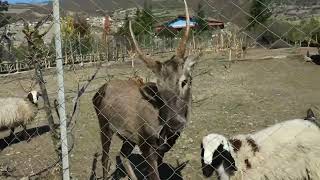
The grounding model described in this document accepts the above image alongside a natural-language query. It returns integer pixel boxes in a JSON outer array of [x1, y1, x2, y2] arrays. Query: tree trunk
[[34, 63, 60, 156]]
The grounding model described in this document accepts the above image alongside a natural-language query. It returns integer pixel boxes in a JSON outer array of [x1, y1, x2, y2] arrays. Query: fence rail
[[0, 32, 247, 74]]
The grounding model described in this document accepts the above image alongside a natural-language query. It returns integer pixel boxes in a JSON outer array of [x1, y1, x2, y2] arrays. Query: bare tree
[[18, 13, 101, 179]]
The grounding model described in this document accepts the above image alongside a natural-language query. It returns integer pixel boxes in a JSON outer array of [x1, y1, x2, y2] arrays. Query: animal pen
[[0, 0, 320, 180]]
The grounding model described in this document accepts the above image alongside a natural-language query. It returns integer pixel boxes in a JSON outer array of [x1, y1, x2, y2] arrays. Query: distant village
[[3, 6, 227, 42], [0, 6, 227, 63]]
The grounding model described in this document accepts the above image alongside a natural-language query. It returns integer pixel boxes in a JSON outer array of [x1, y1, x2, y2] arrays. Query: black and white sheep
[[0, 90, 41, 140], [304, 50, 320, 65], [201, 109, 320, 180]]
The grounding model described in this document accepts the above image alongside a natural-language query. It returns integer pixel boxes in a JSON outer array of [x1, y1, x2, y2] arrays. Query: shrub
[[60, 15, 94, 56], [247, 0, 272, 29]]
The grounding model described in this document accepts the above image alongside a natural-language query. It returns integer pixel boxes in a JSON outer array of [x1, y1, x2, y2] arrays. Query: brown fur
[[93, 1, 199, 179], [93, 79, 162, 180], [229, 138, 242, 152], [246, 137, 260, 153], [245, 159, 252, 169], [128, 76, 144, 87], [139, 82, 164, 109], [93, 79, 161, 143]]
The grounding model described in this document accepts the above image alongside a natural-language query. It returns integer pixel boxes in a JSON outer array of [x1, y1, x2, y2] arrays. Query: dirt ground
[[0, 47, 319, 179]]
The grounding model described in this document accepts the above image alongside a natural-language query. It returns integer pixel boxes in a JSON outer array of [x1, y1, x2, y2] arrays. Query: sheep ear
[[27, 92, 33, 102], [222, 150, 237, 173], [305, 108, 316, 121]]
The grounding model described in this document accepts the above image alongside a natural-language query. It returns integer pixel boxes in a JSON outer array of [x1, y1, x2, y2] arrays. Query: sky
[[7, 0, 49, 4]]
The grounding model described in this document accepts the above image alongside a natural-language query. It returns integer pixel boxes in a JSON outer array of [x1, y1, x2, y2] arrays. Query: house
[[155, 15, 224, 32], [155, 16, 197, 33], [206, 18, 224, 29]]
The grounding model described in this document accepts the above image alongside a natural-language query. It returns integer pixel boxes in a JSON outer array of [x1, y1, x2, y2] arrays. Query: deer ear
[[152, 61, 163, 74], [139, 82, 164, 108], [183, 54, 201, 74], [305, 108, 316, 121]]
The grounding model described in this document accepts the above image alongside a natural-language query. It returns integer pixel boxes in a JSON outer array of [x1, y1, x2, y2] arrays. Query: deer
[[92, 0, 201, 179]]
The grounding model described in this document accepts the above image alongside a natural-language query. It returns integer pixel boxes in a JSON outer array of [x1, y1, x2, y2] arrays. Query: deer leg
[[119, 140, 137, 180], [157, 129, 181, 164], [140, 136, 160, 180], [98, 118, 114, 180], [156, 127, 167, 164]]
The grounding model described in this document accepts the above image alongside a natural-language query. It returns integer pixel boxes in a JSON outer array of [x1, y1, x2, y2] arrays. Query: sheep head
[[201, 134, 237, 179], [19, 79, 41, 105], [27, 90, 42, 105]]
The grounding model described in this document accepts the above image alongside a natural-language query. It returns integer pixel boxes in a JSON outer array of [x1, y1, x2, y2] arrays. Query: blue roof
[[165, 17, 197, 28], [8, 0, 49, 4], [168, 19, 197, 28]]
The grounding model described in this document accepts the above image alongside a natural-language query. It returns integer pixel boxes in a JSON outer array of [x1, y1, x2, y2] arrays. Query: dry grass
[[0, 47, 319, 179]]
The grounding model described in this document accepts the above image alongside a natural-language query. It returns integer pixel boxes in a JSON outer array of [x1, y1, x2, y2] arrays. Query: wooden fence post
[[16, 61, 19, 72]]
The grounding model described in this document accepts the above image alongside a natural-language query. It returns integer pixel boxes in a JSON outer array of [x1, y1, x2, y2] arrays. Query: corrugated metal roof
[[206, 17, 224, 23], [155, 16, 224, 30], [168, 19, 197, 28]]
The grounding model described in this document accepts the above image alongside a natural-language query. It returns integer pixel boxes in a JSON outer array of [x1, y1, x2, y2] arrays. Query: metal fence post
[[53, 0, 70, 179]]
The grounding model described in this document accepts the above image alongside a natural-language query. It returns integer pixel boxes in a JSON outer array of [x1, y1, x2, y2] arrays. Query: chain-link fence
[[0, 0, 320, 179]]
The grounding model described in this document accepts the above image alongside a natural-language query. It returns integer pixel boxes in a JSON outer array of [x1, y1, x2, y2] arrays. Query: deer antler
[[129, 20, 158, 71], [127, 49, 136, 59], [29, 79, 37, 90], [176, 0, 190, 60], [18, 79, 37, 93], [127, 49, 136, 68], [19, 80, 30, 93]]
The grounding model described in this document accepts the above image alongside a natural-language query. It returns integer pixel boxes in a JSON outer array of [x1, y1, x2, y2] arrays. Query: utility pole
[[53, 0, 70, 179]]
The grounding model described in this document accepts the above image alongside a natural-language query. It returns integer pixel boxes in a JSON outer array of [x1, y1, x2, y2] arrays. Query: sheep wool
[[0, 97, 38, 129], [202, 119, 320, 180]]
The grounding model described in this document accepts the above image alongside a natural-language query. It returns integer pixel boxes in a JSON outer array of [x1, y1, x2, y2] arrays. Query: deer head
[[129, 0, 201, 132]]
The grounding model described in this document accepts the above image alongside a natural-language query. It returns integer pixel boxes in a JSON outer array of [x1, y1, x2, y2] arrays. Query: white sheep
[[201, 109, 320, 180], [0, 90, 41, 140]]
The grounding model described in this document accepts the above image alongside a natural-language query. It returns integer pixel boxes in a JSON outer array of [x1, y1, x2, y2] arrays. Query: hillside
[[5, 0, 251, 25], [4, 0, 320, 32]]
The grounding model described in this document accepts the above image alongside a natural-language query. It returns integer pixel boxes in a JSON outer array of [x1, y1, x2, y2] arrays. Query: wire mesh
[[0, 0, 320, 179]]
